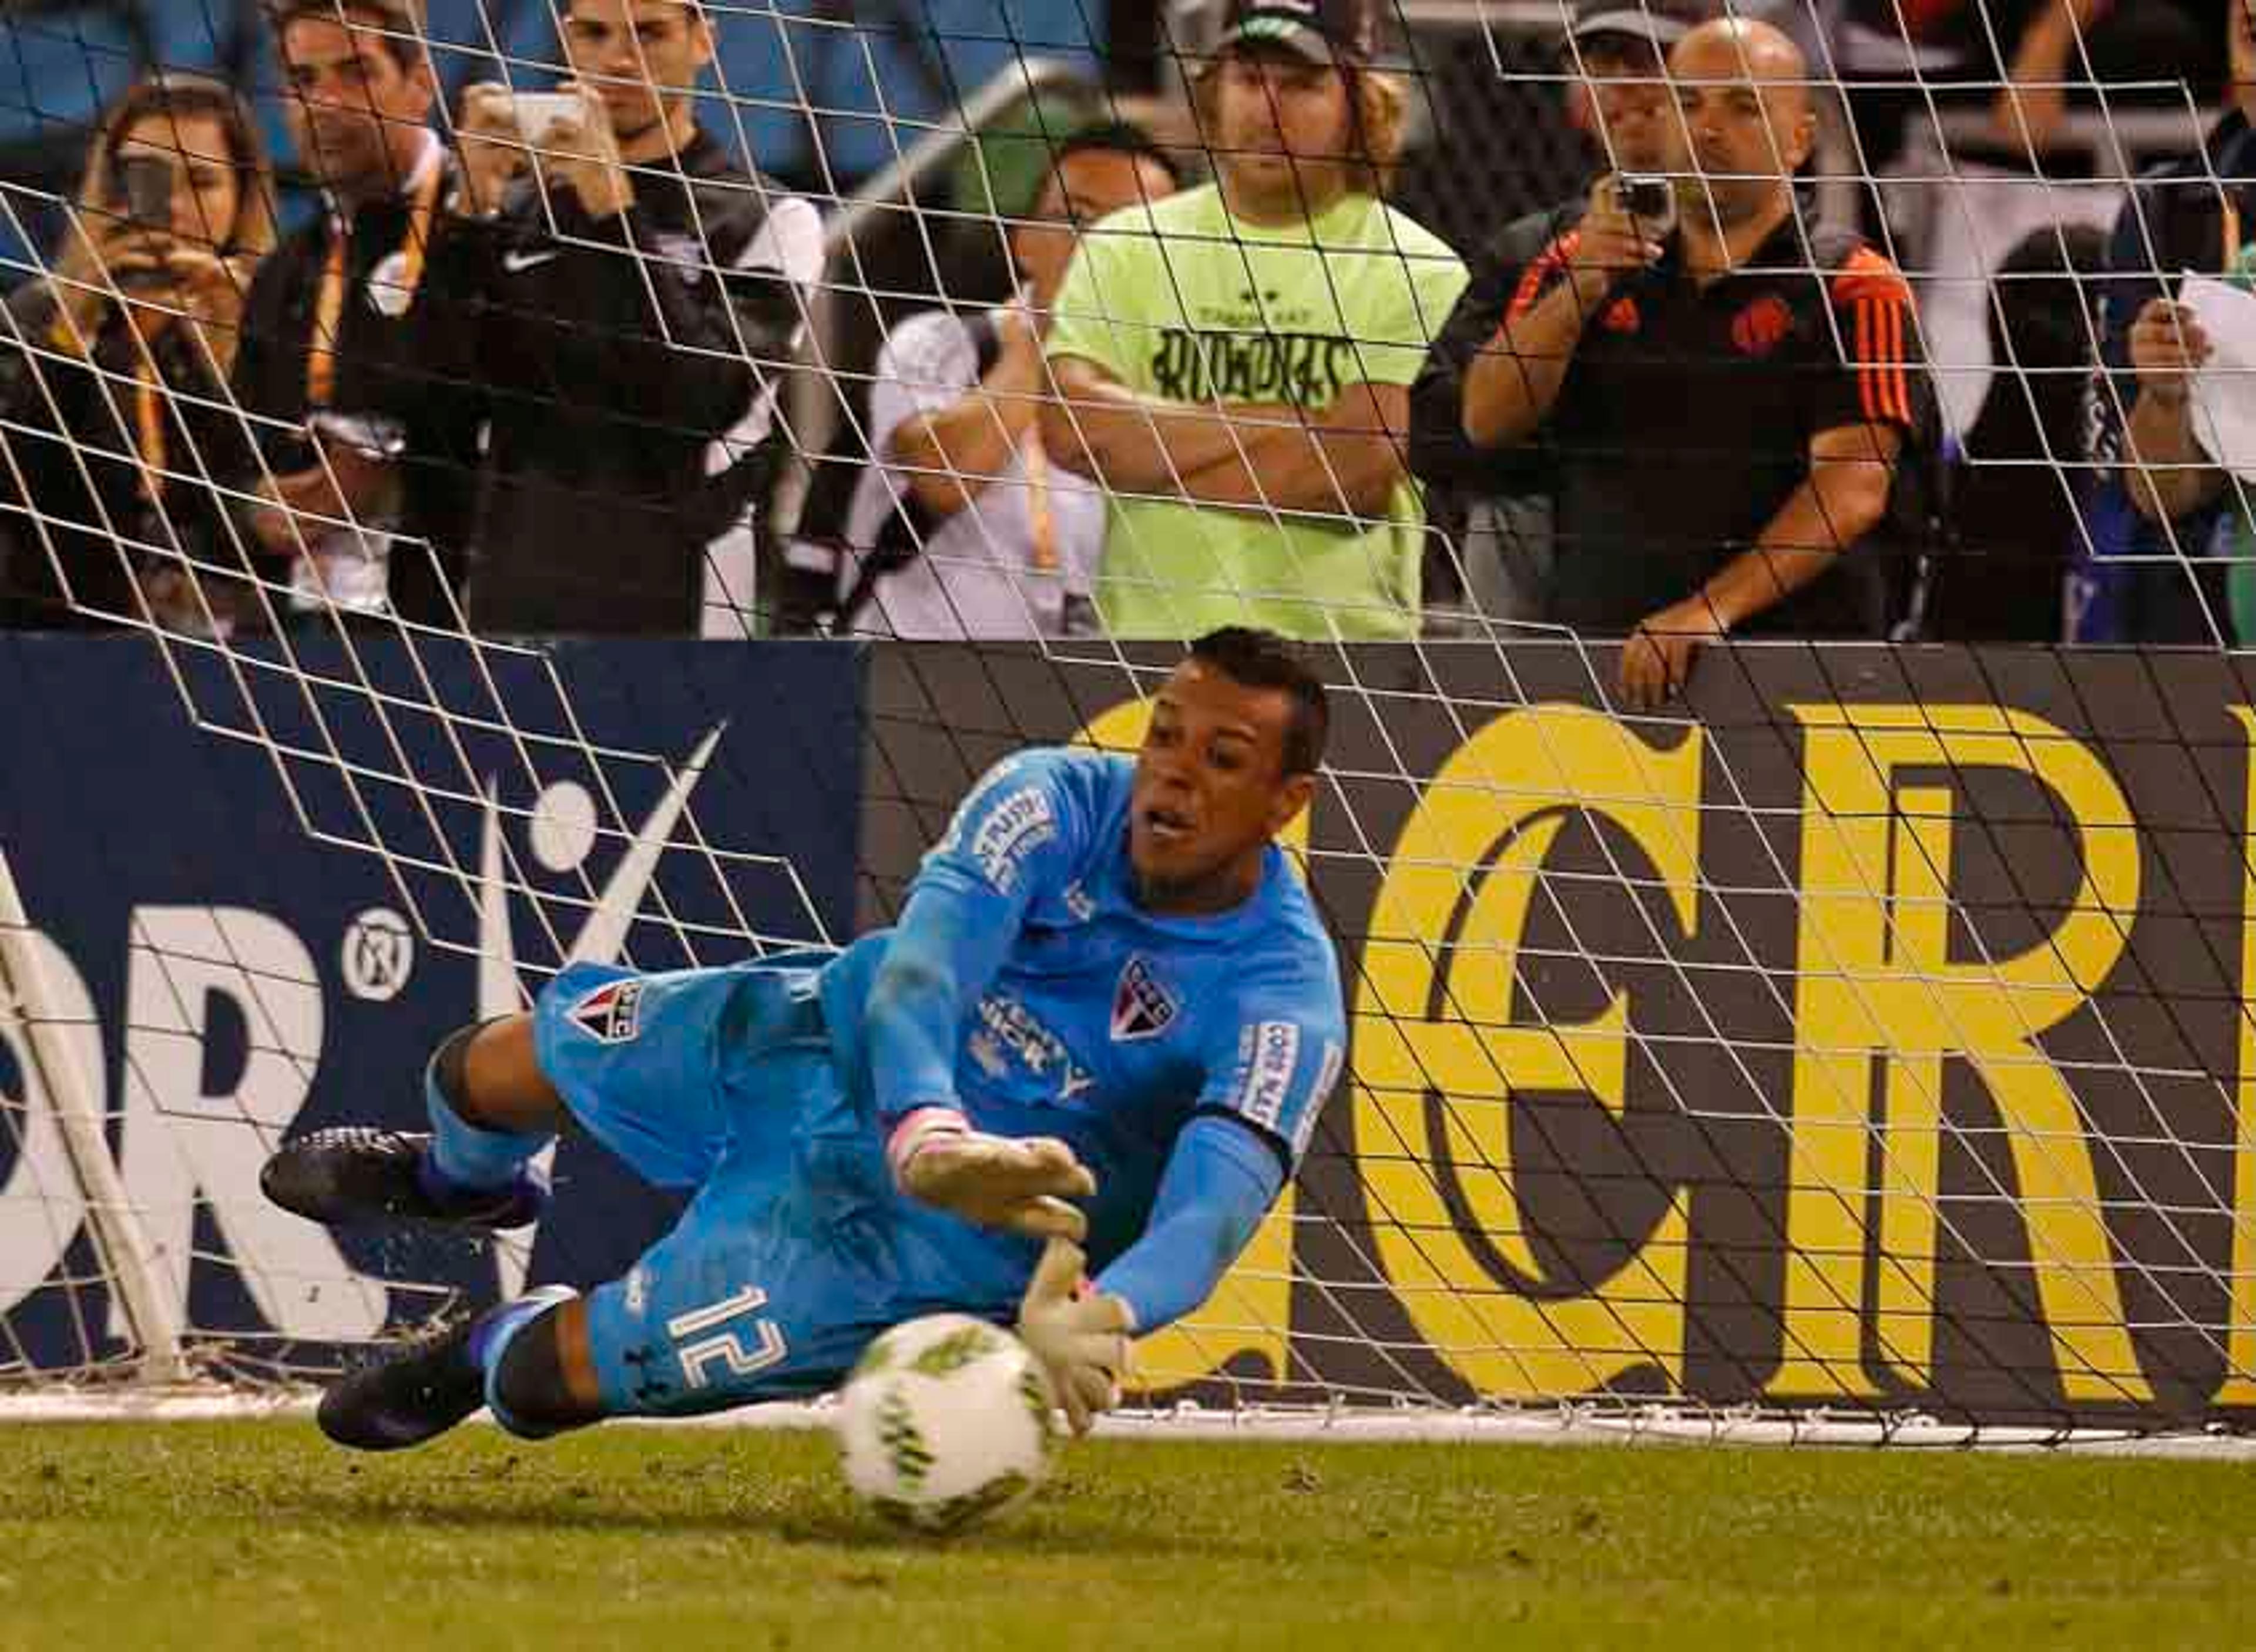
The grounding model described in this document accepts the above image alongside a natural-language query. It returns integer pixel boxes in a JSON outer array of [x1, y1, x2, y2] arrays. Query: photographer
[[405, 0, 821, 634], [0, 73, 276, 630], [1409, 5, 1688, 622], [1455, 18, 1931, 708]]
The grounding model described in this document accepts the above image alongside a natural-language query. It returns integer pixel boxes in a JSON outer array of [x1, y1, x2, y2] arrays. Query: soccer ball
[[835, 1313, 1059, 1534]]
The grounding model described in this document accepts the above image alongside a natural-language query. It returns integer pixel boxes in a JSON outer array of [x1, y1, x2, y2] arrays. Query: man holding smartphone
[[1445, 17, 1931, 708], [401, 0, 822, 634]]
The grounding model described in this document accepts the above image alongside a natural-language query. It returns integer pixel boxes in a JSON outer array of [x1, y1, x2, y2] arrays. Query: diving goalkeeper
[[263, 627, 1345, 1447]]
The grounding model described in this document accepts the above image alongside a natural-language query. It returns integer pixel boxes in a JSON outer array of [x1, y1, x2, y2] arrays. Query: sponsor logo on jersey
[[1234, 1020, 1301, 1134], [1731, 294, 1795, 357], [568, 978, 644, 1044], [1110, 955, 1179, 1042], [968, 785, 1056, 894], [1296, 1037, 1345, 1159], [975, 992, 1094, 1102]]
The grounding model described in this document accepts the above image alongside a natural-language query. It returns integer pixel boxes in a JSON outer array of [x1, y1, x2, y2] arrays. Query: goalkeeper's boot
[[318, 1312, 487, 1452], [319, 1287, 577, 1452], [261, 1128, 547, 1231]]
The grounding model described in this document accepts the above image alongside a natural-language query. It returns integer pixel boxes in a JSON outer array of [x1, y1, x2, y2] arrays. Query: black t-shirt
[[1499, 213, 1929, 638]]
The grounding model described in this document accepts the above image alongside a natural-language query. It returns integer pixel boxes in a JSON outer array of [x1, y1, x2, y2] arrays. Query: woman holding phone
[[0, 72, 277, 630]]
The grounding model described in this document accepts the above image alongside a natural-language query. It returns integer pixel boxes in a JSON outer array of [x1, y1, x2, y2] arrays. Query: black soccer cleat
[[318, 1314, 486, 1452], [261, 1128, 548, 1231]]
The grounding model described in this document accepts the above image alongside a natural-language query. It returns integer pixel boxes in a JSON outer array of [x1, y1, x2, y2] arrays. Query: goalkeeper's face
[[1129, 662, 1315, 911]]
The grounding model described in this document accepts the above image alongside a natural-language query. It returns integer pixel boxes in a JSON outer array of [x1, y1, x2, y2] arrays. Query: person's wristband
[[885, 1105, 966, 1190]]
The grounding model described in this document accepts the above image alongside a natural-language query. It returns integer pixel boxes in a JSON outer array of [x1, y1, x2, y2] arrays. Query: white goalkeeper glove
[[888, 1107, 1096, 1243], [1017, 1238, 1133, 1436]]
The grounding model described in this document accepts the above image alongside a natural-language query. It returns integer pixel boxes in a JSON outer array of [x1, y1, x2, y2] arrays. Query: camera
[[503, 90, 592, 152], [1617, 174, 1677, 236]]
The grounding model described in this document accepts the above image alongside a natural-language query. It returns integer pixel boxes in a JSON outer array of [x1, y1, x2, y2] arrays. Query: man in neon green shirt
[[1039, 0, 1469, 642]]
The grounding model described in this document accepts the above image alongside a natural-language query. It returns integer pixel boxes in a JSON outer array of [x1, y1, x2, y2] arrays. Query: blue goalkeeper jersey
[[818, 747, 1346, 1278]]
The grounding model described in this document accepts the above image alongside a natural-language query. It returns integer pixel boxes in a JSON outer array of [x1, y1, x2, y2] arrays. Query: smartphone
[[116, 152, 176, 230], [1617, 174, 1677, 236], [505, 90, 589, 152], [109, 153, 177, 291]]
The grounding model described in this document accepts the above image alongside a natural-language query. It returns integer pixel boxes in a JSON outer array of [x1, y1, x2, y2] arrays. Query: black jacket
[[401, 126, 806, 634], [229, 149, 478, 626], [0, 280, 260, 629]]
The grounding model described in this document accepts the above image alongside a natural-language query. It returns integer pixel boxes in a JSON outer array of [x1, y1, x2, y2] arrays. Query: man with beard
[[231, 0, 468, 626], [1453, 17, 1932, 708], [1039, 0, 1468, 642]]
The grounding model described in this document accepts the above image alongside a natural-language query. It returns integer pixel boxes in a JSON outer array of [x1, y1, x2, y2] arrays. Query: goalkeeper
[[264, 626, 1345, 1446]]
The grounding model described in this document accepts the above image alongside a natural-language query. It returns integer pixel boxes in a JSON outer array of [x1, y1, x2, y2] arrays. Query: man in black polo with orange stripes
[[1443, 16, 1929, 708]]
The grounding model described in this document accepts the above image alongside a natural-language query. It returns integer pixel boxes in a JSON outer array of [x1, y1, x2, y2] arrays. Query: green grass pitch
[[6, 1420, 2252, 1649]]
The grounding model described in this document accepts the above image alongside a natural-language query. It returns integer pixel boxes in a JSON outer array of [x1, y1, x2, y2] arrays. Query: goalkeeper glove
[[888, 1107, 1096, 1242], [1018, 1238, 1133, 1436]]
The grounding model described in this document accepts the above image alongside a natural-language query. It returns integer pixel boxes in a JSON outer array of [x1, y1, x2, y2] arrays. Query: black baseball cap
[[1218, 0, 1384, 66], [1566, 4, 1694, 53]]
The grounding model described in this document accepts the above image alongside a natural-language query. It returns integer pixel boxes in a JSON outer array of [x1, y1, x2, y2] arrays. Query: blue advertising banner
[[0, 635, 863, 1378]]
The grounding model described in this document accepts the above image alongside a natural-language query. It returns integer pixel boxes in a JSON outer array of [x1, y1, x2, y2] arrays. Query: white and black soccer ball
[[835, 1314, 1059, 1534]]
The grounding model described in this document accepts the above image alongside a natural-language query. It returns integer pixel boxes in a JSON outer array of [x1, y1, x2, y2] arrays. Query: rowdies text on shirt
[[1148, 326, 1361, 407]]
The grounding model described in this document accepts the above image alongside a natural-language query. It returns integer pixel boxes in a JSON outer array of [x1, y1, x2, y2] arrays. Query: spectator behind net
[[1455, 16, 1933, 709], [2074, 0, 2256, 643], [231, 0, 470, 627], [838, 124, 1182, 638], [1926, 226, 2106, 643], [1039, 0, 1470, 641], [0, 73, 275, 631], [1409, 3, 1691, 623], [404, 0, 822, 635]]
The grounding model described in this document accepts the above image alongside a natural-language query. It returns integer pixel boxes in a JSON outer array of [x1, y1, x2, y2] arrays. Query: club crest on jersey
[[569, 978, 644, 1044], [1111, 956, 1179, 1042]]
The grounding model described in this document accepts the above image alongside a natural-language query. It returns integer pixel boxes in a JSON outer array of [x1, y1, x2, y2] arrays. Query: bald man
[[1456, 17, 1932, 709]]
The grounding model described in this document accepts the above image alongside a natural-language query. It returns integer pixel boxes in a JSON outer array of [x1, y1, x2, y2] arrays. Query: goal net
[[1, 0, 2252, 1442]]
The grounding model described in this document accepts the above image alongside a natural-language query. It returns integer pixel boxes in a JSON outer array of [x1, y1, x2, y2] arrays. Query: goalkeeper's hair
[[1190, 627, 1330, 777]]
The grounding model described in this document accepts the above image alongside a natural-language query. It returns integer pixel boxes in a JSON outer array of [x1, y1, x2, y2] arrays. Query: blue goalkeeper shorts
[[532, 956, 1028, 1418]]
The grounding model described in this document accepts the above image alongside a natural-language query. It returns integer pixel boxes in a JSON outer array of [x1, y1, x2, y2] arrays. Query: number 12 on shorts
[[667, 1285, 788, 1389]]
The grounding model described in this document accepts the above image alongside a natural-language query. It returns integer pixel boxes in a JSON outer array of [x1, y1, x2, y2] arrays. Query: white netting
[[0, 0, 2251, 1443]]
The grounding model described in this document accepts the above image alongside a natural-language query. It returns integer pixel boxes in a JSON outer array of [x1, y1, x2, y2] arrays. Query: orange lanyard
[[307, 157, 442, 408], [1022, 428, 1056, 573], [45, 314, 174, 503], [135, 362, 166, 500], [2227, 198, 2244, 271]]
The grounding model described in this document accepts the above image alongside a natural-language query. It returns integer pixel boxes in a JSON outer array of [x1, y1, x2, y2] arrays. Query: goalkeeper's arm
[[1016, 1115, 1283, 1433], [1095, 1113, 1282, 1334], [865, 761, 1097, 1240]]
